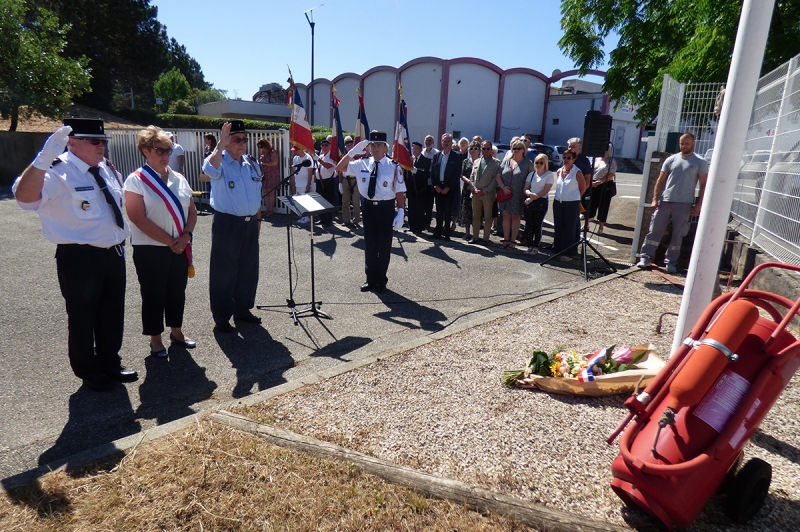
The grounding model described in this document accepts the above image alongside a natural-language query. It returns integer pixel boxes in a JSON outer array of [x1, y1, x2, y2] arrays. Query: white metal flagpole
[[670, 0, 776, 356]]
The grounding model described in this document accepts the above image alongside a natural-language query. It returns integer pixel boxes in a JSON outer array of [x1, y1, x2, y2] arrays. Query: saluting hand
[[33, 125, 72, 170], [218, 122, 233, 151]]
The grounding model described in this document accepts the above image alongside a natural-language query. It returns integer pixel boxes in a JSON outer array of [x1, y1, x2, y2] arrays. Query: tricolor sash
[[135, 165, 195, 278], [578, 348, 608, 382]]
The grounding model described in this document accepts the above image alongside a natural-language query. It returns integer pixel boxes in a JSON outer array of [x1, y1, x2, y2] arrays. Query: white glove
[[347, 139, 370, 159], [339, 182, 343, 194], [392, 208, 405, 231], [412, 167, 418, 174], [33, 125, 72, 170]]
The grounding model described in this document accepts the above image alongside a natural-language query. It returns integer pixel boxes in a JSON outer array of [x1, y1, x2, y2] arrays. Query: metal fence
[[653, 75, 723, 157], [106, 128, 292, 213], [730, 56, 800, 265]]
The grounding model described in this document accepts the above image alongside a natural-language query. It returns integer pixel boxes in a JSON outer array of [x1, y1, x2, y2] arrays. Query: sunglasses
[[469, 146, 480, 151], [563, 157, 574, 161], [481, 147, 493, 151], [153, 147, 174, 156], [512, 147, 524, 151], [230, 136, 248, 144], [76, 137, 108, 146], [535, 161, 545, 165]]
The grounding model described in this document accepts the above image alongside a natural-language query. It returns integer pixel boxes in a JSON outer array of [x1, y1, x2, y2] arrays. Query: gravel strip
[[237, 270, 800, 531]]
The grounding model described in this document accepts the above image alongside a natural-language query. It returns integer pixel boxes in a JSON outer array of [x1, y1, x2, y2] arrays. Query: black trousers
[[407, 186, 431, 233], [361, 199, 395, 288], [55, 243, 126, 378], [433, 190, 454, 237], [522, 198, 549, 247], [552, 199, 581, 254], [588, 181, 614, 223], [132, 245, 188, 336], [210, 212, 260, 324], [317, 178, 336, 225], [423, 187, 435, 230]]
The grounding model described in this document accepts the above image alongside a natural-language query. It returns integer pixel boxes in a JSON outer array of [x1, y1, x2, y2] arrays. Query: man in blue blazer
[[430, 133, 463, 241]]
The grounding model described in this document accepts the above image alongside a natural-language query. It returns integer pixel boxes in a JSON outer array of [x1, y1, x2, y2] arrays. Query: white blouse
[[554, 165, 582, 202], [124, 166, 193, 246]]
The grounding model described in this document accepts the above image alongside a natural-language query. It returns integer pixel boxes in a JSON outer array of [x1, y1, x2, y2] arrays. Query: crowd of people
[[13, 117, 624, 392]]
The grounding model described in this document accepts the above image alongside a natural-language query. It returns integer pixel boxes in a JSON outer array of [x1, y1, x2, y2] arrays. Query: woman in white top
[[124, 126, 198, 358], [522, 153, 554, 255], [552, 148, 588, 261]]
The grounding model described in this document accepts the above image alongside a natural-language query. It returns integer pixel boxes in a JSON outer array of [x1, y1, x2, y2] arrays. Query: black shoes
[[169, 334, 197, 349], [233, 311, 262, 324], [468, 238, 483, 244], [82, 373, 114, 392], [360, 282, 372, 292], [214, 321, 234, 333], [149, 343, 168, 358], [360, 282, 387, 293]]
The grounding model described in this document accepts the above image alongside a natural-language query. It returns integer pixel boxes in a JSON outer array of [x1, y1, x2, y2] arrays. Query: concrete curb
[[1, 266, 639, 493]]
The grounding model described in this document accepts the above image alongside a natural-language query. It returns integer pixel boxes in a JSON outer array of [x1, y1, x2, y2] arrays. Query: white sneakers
[[297, 216, 310, 224], [636, 256, 652, 268]]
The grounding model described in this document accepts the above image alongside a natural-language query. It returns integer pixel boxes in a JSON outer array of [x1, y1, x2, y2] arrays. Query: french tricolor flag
[[289, 82, 315, 155], [331, 93, 345, 162], [392, 98, 413, 171]]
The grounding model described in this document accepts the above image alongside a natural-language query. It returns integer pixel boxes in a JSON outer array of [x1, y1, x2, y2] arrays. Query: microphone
[[293, 159, 312, 169]]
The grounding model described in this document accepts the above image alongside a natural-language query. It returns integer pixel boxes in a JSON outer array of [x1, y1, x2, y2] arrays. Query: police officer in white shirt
[[336, 131, 406, 293], [12, 118, 138, 392], [316, 138, 337, 227]]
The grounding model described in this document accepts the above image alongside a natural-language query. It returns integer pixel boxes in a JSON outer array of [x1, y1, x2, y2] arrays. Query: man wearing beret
[[336, 131, 406, 293], [13, 118, 138, 391], [202, 120, 263, 332]]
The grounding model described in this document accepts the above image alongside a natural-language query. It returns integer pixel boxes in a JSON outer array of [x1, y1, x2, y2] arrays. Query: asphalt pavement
[[0, 173, 642, 487]]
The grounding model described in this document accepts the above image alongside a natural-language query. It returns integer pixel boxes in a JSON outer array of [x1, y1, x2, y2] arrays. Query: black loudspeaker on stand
[[541, 110, 617, 281]]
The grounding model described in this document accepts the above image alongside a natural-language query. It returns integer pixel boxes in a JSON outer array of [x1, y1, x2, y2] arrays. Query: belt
[[216, 211, 258, 221], [60, 241, 126, 256], [366, 199, 394, 206]]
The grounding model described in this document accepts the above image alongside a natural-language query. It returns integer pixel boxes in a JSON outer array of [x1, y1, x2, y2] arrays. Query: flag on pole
[[354, 87, 370, 144], [392, 86, 413, 171], [330, 86, 345, 162], [287, 68, 315, 155]]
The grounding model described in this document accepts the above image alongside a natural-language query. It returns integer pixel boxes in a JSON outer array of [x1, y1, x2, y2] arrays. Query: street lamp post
[[304, 5, 323, 127]]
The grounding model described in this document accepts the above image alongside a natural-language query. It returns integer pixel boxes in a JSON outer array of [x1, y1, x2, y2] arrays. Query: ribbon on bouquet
[[134, 165, 195, 278], [578, 348, 609, 382]]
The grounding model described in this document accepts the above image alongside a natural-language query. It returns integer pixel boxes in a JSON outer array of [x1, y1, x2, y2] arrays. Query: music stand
[[277, 192, 337, 324], [542, 111, 617, 281]]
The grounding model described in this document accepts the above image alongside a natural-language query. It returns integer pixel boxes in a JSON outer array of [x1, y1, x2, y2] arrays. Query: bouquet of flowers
[[502, 344, 662, 396]]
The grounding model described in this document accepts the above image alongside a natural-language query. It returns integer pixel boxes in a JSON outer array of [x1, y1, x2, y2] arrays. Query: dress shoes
[[169, 334, 197, 349], [233, 311, 262, 324], [82, 373, 114, 392], [360, 282, 373, 292], [103, 367, 139, 383], [468, 237, 483, 245], [374, 285, 387, 294], [149, 343, 168, 358], [214, 321, 234, 333]]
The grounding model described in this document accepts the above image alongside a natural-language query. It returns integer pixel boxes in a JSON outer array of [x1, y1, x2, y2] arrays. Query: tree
[[154, 67, 190, 110], [559, 0, 800, 124], [0, 0, 91, 131]]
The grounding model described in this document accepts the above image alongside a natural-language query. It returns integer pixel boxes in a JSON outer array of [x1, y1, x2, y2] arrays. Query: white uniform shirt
[[293, 152, 315, 193], [13, 151, 130, 247], [168, 143, 185, 172], [347, 156, 406, 201], [318, 152, 336, 180], [123, 166, 194, 246]]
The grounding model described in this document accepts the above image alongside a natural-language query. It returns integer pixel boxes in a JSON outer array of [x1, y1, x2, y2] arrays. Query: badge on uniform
[[228, 181, 235, 189], [81, 200, 91, 211], [362, 178, 366, 182], [383, 181, 388, 187]]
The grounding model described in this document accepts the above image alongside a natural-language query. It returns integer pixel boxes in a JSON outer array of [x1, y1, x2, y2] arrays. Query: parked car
[[530, 143, 560, 171], [546, 144, 564, 169]]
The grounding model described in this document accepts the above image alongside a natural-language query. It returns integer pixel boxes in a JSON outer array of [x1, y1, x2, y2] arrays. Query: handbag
[[497, 160, 514, 203], [608, 179, 618, 197]]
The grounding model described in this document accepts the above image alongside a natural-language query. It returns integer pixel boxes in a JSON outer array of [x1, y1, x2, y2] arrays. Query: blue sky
[[150, 0, 617, 99]]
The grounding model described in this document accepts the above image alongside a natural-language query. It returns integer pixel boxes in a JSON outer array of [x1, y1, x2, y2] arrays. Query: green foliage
[[155, 114, 292, 131], [559, 0, 800, 124], [154, 67, 190, 109], [167, 99, 196, 115], [0, 0, 91, 131], [193, 88, 227, 106]]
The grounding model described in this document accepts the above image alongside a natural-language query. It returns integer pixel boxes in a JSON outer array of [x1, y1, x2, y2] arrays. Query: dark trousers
[[132, 245, 188, 336], [552, 200, 581, 254], [361, 199, 395, 288], [433, 190, 454, 238], [522, 198, 549, 248], [317, 178, 336, 225], [423, 188, 435, 230], [55, 243, 126, 378], [588, 181, 614, 223], [210, 212, 260, 324], [407, 186, 431, 233]]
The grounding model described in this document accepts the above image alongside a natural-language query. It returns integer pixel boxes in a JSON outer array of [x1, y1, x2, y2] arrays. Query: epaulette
[[51, 158, 63, 167]]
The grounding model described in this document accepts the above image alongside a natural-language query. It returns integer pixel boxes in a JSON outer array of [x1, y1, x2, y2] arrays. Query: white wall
[[445, 63, 499, 142], [363, 70, 398, 138], [543, 94, 604, 147], [333, 75, 362, 134], [307, 79, 331, 127], [400, 61, 443, 144], [499, 73, 548, 143]]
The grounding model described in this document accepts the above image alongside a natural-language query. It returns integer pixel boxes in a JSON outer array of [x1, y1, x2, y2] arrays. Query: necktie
[[89, 167, 124, 228], [368, 161, 378, 198]]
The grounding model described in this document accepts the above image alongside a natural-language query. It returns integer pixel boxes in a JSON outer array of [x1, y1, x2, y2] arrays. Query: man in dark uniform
[[202, 120, 263, 332], [405, 141, 431, 234], [13, 118, 138, 391], [336, 131, 406, 293], [430, 133, 463, 241]]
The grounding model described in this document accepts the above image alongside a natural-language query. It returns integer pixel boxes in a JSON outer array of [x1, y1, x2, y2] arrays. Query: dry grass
[[1, 105, 142, 132], [0, 420, 532, 532]]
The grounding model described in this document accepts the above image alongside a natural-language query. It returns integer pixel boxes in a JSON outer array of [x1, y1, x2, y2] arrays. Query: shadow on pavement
[[373, 290, 447, 332]]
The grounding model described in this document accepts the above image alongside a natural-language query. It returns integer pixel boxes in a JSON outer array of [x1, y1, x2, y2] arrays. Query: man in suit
[[469, 140, 502, 244], [430, 133, 462, 241], [406, 141, 432, 234]]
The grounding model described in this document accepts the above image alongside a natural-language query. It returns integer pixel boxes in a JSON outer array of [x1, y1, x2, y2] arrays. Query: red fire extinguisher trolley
[[607, 262, 800, 529]]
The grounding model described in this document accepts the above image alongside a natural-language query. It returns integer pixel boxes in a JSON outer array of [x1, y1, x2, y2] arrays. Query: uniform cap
[[63, 118, 106, 138], [369, 130, 388, 145]]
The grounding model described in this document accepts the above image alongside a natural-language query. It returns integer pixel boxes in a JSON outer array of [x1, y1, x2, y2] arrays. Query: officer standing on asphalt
[[12, 118, 138, 392], [336, 131, 406, 293], [202, 120, 263, 332]]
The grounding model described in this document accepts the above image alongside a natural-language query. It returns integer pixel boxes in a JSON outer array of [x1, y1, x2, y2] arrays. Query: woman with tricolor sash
[[124, 126, 198, 358]]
